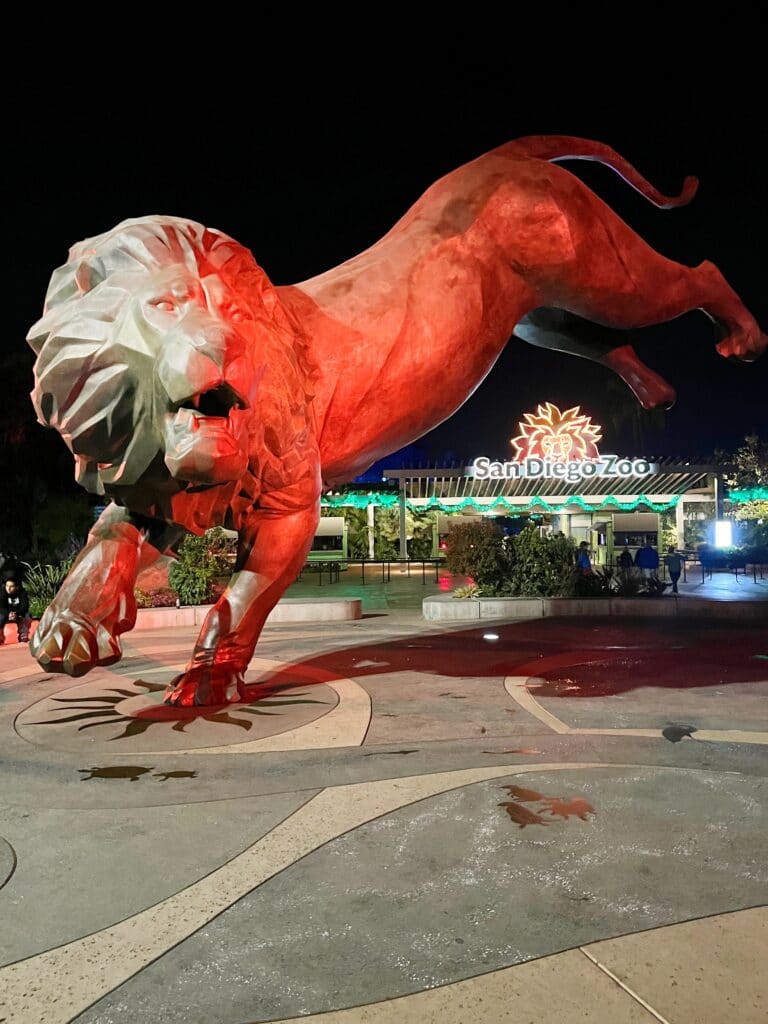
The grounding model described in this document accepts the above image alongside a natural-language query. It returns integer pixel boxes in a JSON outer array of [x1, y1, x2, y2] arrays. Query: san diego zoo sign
[[471, 402, 657, 483]]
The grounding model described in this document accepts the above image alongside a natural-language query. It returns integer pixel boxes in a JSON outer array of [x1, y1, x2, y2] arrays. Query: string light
[[728, 488, 768, 502], [320, 492, 681, 513]]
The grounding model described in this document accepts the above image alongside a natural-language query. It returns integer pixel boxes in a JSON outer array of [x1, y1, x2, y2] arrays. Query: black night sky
[[4, 70, 766, 510]]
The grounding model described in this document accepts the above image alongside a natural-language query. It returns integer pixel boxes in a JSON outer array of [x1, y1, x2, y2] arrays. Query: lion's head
[[28, 216, 316, 501]]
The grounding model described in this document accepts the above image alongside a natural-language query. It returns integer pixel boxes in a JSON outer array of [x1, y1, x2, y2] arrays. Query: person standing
[[664, 546, 684, 594], [0, 578, 32, 644], [634, 540, 659, 582], [576, 541, 592, 574], [617, 546, 633, 577]]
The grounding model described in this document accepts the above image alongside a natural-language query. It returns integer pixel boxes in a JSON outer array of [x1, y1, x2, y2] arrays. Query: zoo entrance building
[[313, 402, 720, 566]]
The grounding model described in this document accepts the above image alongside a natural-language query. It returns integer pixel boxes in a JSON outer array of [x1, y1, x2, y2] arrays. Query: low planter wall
[[134, 597, 362, 631], [423, 595, 768, 622]]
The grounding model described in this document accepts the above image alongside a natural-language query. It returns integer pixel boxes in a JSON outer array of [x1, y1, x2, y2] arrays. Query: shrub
[[204, 527, 237, 572], [133, 588, 181, 610], [337, 507, 368, 559], [166, 529, 236, 606], [611, 570, 643, 597], [28, 596, 49, 620], [660, 509, 678, 551], [505, 527, 577, 598], [576, 566, 656, 598], [169, 534, 219, 605], [373, 508, 402, 560], [639, 576, 669, 596], [742, 544, 768, 565], [445, 521, 509, 591], [453, 583, 482, 599], [21, 558, 74, 618], [446, 522, 578, 597], [574, 567, 612, 597]]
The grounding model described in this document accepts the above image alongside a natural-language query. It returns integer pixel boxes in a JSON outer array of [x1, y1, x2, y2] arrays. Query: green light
[[320, 492, 681, 513], [728, 488, 768, 502], [322, 493, 400, 509]]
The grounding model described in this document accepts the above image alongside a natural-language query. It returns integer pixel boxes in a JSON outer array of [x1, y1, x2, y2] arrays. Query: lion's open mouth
[[175, 383, 249, 419], [163, 384, 250, 485]]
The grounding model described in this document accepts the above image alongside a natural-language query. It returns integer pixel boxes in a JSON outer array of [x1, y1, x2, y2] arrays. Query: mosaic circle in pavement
[[0, 837, 16, 890], [15, 672, 338, 752]]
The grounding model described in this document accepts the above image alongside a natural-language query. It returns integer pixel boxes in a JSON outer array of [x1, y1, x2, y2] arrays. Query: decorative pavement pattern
[[0, 612, 766, 1023]]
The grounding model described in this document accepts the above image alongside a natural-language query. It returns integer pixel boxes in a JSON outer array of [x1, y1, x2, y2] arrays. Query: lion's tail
[[503, 135, 698, 210]]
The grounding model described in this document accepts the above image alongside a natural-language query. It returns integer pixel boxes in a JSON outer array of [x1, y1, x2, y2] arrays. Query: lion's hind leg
[[487, 165, 766, 369], [514, 308, 677, 410], [525, 191, 766, 366]]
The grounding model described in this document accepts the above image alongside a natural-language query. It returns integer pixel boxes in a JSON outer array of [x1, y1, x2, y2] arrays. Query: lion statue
[[27, 135, 766, 705]]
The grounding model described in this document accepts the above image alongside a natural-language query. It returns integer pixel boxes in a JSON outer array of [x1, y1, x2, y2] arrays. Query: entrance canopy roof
[[383, 458, 715, 502]]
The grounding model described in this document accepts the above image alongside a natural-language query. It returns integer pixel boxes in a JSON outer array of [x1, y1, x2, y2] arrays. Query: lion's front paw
[[30, 609, 123, 676], [164, 664, 247, 706]]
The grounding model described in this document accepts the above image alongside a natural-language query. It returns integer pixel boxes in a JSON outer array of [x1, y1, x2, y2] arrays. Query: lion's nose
[[158, 349, 224, 406]]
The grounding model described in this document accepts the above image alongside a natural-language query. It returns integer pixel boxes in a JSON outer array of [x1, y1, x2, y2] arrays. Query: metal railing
[[298, 556, 767, 588], [593, 559, 689, 583], [698, 559, 768, 584], [297, 556, 444, 586]]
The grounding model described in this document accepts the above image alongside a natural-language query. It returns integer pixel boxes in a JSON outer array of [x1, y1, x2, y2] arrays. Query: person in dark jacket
[[634, 540, 659, 581], [617, 547, 633, 576], [0, 578, 31, 643], [664, 546, 684, 594], [576, 541, 593, 574]]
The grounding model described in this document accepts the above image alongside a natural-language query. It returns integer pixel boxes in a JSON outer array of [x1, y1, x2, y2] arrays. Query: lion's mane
[[28, 217, 317, 499]]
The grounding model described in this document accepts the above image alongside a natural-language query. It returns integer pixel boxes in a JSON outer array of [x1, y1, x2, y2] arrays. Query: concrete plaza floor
[[0, 570, 766, 1023]]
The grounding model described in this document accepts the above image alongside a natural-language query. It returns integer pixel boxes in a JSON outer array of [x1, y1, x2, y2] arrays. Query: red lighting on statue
[[26, 134, 768, 706]]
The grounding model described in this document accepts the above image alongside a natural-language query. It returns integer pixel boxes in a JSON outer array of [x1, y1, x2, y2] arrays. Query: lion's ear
[[74, 256, 106, 295], [27, 255, 107, 355]]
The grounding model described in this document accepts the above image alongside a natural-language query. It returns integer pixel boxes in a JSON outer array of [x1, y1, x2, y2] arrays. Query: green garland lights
[[322, 492, 399, 509], [321, 492, 681, 513], [728, 487, 768, 503]]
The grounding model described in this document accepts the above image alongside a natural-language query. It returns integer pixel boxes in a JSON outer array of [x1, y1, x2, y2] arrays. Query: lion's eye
[[153, 299, 178, 313]]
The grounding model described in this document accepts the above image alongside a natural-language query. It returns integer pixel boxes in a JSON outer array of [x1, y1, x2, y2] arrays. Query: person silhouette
[[577, 541, 592, 574], [664, 545, 684, 594], [617, 546, 633, 576]]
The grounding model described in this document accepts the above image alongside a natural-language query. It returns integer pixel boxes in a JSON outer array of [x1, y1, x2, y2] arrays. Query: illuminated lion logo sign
[[28, 135, 766, 705], [511, 403, 602, 463]]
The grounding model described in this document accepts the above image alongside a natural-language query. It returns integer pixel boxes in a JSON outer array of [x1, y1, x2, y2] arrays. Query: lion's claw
[[30, 611, 122, 676], [164, 665, 247, 706]]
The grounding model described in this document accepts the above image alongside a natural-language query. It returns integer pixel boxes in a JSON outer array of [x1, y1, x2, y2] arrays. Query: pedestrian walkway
[[2, 609, 767, 1023], [675, 566, 768, 601]]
